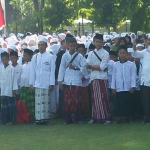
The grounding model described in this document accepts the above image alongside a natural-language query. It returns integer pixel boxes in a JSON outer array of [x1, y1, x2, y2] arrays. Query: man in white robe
[[29, 38, 55, 124]]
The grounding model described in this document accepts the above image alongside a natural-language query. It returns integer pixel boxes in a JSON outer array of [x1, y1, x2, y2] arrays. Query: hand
[[104, 67, 108, 72], [58, 82, 63, 90], [82, 77, 86, 82], [49, 85, 54, 92], [29, 85, 34, 90], [86, 64, 91, 69], [12, 90, 16, 96], [67, 63, 75, 69], [130, 88, 135, 94], [112, 89, 116, 94]]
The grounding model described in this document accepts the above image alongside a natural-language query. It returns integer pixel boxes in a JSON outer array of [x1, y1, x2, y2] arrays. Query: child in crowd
[[10, 51, 22, 100], [58, 38, 85, 124], [111, 45, 136, 123], [0, 52, 18, 125], [20, 49, 35, 122], [77, 44, 90, 118]]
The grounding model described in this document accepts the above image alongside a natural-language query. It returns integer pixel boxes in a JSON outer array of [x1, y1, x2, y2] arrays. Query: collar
[[119, 60, 128, 64]]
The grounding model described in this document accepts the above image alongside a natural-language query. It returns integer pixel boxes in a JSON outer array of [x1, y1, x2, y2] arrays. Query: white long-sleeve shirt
[[20, 62, 31, 87], [108, 60, 115, 88], [132, 47, 150, 87], [81, 57, 90, 87], [58, 52, 85, 86], [29, 51, 55, 89], [13, 64, 22, 87], [111, 61, 136, 92], [0, 65, 18, 97], [86, 48, 109, 82]]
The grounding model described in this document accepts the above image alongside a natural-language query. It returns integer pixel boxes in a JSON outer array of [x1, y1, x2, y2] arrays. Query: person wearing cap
[[58, 33, 66, 43], [84, 30, 88, 37], [86, 34, 111, 124], [111, 34, 120, 51], [50, 38, 58, 46], [29, 37, 55, 125], [132, 38, 150, 123], [136, 43, 145, 51]]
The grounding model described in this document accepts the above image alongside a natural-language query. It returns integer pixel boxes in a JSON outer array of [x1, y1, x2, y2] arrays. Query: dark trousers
[[116, 91, 131, 118], [141, 85, 150, 119], [130, 90, 143, 119], [1, 96, 16, 124]]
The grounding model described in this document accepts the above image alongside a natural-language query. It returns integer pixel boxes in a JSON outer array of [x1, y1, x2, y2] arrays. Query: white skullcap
[[28, 38, 36, 46], [147, 34, 150, 39], [84, 30, 88, 32], [50, 44, 60, 55], [104, 43, 111, 47], [58, 33, 66, 40], [29, 46, 38, 52], [127, 48, 134, 53], [9, 33, 16, 37], [39, 37, 48, 43], [8, 45, 16, 51], [21, 45, 28, 49], [113, 34, 121, 39], [66, 31, 71, 34], [50, 38, 58, 44], [136, 44, 144, 48]]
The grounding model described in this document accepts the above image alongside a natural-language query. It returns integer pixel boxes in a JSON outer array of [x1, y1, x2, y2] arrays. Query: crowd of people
[[0, 29, 150, 125]]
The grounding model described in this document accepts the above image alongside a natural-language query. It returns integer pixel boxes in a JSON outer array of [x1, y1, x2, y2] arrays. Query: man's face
[[38, 41, 47, 53], [114, 38, 119, 45], [94, 39, 103, 49], [68, 42, 77, 52]]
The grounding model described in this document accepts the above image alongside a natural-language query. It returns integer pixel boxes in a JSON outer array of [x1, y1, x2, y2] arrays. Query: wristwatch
[[74, 67, 77, 70]]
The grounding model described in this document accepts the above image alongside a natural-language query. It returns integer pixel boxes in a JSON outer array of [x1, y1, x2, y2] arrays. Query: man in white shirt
[[86, 34, 111, 124], [132, 38, 150, 123], [29, 38, 55, 124]]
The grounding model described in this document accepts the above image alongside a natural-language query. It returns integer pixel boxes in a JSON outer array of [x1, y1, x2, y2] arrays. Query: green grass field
[[0, 119, 150, 150]]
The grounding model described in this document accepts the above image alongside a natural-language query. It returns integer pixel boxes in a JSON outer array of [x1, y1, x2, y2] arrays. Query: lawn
[[0, 119, 150, 150]]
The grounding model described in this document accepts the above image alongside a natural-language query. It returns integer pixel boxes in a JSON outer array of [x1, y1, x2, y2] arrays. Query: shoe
[[88, 119, 94, 124], [104, 121, 111, 125], [78, 121, 84, 124]]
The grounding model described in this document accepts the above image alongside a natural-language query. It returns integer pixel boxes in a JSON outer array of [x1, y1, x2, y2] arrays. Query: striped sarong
[[91, 79, 110, 121]]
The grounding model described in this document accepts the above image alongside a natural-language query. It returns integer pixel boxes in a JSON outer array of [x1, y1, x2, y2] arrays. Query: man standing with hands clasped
[[29, 37, 55, 125]]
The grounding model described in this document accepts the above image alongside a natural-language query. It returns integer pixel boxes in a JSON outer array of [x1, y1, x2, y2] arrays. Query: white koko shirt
[[86, 48, 109, 82], [20, 62, 31, 87], [29, 51, 56, 89], [111, 61, 136, 92], [0, 65, 18, 97], [58, 51, 85, 86], [132, 47, 150, 87]]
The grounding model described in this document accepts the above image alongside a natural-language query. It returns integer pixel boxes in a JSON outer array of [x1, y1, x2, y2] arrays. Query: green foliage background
[[8, 0, 150, 33]]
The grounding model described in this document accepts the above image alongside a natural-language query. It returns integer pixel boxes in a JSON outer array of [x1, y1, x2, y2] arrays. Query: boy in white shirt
[[86, 34, 111, 124], [20, 49, 35, 123], [10, 51, 22, 100], [58, 38, 85, 124], [29, 38, 55, 125], [0, 52, 18, 125], [77, 44, 90, 118], [111, 45, 136, 123]]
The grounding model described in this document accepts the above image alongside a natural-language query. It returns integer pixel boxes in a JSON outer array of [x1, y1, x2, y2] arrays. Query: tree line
[[8, 0, 150, 33]]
